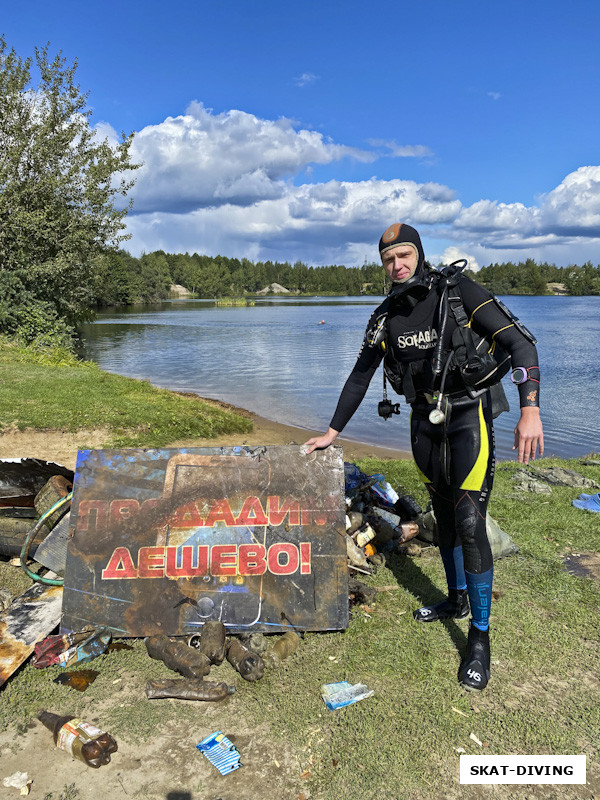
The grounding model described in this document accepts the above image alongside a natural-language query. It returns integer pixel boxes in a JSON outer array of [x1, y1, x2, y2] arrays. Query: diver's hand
[[304, 428, 339, 454], [513, 406, 544, 464]]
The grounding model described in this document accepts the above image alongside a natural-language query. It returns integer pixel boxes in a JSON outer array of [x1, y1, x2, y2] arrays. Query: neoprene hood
[[379, 223, 426, 273]]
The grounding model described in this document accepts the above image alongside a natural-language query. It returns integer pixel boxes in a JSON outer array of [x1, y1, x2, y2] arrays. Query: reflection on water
[[81, 295, 600, 461]]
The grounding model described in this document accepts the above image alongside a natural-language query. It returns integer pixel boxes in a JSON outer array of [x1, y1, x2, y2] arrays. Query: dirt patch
[[0, 403, 410, 472], [0, 429, 113, 471], [562, 551, 600, 581], [0, 712, 303, 800]]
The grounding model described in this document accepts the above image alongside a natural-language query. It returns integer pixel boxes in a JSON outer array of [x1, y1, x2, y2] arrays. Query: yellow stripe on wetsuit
[[460, 399, 489, 490]]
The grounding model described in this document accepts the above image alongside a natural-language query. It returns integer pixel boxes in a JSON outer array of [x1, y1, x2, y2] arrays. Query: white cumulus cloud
[[129, 101, 375, 214], [121, 102, 600, 266]]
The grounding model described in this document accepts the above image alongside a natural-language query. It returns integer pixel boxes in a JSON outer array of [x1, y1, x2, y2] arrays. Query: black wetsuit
[[330, 271, 540, 630]]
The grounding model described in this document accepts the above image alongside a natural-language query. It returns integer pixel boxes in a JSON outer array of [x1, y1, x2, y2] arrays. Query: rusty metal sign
[[60, 446, 348, 636]]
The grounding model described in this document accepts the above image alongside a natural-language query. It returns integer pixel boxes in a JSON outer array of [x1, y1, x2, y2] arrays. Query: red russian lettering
[[101, 547, 138, 580], [211, 544, 238, 575], [205, 499, 236, 527], [169, 502, 204, 528], [268, 543, 299, 575], [300, 542, 311, 574], [235, 496, 268, 526], [300, 495, 339, 526], [238, 544, 267, 575], [165, 545, 209, 578], [109, 499, 140, 526], [267, 496, 300, 526], [77, 500, 108, 531], [138, 546, 166, 578]]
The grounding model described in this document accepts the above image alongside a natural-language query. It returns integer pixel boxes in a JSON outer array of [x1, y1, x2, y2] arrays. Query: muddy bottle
[[145, 634, 211, 678], [197, 620, 227, 664], [393, 494, 422, 520], [37, 710, 117, 768], [263, 631, 301, 668], [226, 639, 265, 681], [145, 677, 235, 701], [345, 511, 364, 534]]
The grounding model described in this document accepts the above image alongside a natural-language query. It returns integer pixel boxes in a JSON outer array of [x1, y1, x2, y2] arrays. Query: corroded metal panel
[[61, 446, 348, 636], [0, 579, 63, 688]]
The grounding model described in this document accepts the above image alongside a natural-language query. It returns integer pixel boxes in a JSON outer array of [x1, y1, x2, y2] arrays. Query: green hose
[[20, 491, 73, 586]]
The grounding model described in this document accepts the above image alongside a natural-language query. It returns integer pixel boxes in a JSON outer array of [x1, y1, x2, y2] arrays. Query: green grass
[[0, 339, 252, 446]]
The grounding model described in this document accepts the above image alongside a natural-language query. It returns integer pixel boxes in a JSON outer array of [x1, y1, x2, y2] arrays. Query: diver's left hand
[[513, 406, 544, 464]]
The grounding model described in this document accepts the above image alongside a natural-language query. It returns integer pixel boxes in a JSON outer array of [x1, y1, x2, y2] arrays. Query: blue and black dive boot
[[413, 588, 470, 622], [458, 624, 491, 691]]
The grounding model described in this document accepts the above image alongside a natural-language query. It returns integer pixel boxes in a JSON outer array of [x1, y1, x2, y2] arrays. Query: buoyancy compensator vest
[[374, 260, 532, 418]]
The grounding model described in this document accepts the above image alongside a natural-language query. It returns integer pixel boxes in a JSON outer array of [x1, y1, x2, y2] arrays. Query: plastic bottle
[[198, 620, 226, 664], [345, 511, 364, 534], [353, 523, 376, 548], [145, 635, 211, 678], [145, 678, 234, 701], [393, 494, 423, 520], [37, 710, 117, 768], [263, 631, 301, 668], [226, 639, 265, 681]]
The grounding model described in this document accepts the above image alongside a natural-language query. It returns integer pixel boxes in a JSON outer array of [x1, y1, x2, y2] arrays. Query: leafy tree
[[563, 262, 600, 296], [0, 36, 138, 343]]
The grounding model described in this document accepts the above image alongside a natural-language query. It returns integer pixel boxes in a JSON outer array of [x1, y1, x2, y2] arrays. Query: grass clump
[[0, 339, 252, 447]]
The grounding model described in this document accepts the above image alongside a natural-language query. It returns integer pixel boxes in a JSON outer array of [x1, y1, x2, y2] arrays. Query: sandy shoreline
[[0, 394, 411, 470]]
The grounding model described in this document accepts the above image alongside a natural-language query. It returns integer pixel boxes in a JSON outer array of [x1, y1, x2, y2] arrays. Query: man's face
[[381, 244, 419, 283]]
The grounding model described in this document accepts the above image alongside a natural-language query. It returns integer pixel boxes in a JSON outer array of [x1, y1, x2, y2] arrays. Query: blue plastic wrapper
[[321, 680, 374, 710], [344, 462, 369, 493], [197, 731, 242, 774]]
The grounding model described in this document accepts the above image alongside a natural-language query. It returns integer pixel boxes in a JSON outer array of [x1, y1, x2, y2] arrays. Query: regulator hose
[[20, 491, 73, 586]]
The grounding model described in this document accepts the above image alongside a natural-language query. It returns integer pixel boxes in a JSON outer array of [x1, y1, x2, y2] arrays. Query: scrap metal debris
[[0, 576, 63, 688]]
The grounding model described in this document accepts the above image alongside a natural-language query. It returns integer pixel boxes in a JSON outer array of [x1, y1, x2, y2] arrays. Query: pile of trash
[[343, 462, 425, 575], [342, 461, 521, 575]]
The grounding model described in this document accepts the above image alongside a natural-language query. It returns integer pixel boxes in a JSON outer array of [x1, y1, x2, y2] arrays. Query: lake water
[[80, 295, 600, 461]]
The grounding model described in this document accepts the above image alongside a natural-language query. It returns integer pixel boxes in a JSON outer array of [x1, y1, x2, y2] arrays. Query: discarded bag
[[321, 680, 374, 710], [34, 627, 111, 669], [416, 507, 518, 560]]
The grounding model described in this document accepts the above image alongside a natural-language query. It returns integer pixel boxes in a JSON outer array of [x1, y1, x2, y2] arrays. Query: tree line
[[91, 250, 388, 306], [465, 259, 600, 296], [91, 250, 600, 308]]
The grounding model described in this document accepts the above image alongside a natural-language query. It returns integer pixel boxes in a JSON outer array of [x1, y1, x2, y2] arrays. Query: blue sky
[[4, 0, 600, 267]]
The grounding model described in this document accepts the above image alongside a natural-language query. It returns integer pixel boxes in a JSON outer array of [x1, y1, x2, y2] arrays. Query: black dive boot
[[413, 588, 469, 622], [458, 624, 491, 691]]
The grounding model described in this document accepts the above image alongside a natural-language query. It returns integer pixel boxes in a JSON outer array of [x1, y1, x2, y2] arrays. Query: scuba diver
[[304, 223, 544, 691]]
